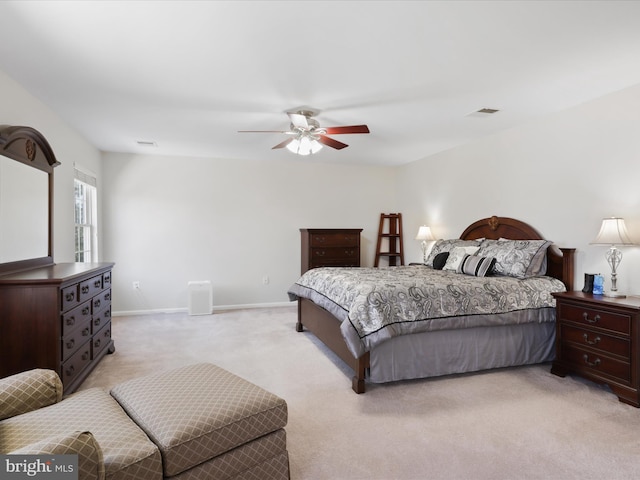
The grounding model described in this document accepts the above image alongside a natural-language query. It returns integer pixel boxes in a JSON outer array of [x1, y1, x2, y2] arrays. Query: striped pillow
[[457, 255, 496, 277]]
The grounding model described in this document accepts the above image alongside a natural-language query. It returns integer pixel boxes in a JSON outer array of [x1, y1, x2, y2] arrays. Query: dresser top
[[0, 262, 114, 285]]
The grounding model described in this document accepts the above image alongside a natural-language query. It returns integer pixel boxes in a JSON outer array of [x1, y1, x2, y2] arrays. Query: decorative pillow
[[425, 239, 482, 267], [432, 252, 450, 270], [443, 246, 480, 271], [476, 239, 552, 278], [457, 255, 496, 277]]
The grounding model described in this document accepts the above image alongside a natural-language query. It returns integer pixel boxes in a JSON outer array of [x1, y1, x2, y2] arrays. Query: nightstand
[[551, 291, 640, 407]]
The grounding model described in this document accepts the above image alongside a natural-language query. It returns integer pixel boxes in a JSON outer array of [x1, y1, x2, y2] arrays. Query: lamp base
[[604, 291, 627, 298]]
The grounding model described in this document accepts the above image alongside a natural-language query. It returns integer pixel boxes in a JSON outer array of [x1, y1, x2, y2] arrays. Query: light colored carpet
[[80, 306, 640, 480]]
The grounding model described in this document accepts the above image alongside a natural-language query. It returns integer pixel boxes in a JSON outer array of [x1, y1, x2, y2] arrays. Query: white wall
[[398, 83, 640, 294], [0, 70, 103, 263], [102, 152, 397, 313], [5, 62, 640, 309]]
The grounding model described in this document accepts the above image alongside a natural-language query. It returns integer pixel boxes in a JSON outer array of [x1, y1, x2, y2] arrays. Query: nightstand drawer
[[559, 303, 630, 335], [561, 324, 630, 360], [563, 344, 630, 383]]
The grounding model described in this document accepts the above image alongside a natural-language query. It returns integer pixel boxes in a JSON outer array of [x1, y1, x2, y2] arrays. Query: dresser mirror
[[0, 125, 60, 274]]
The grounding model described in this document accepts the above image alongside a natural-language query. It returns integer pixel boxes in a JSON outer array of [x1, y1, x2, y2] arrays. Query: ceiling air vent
[[136, 140, 157, 147], [466, 108, 500, 118]]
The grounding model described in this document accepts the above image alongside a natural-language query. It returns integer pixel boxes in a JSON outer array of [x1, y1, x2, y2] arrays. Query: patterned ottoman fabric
[[0, 369, 63, 421], [0, 388, 163, 480], [11, 430, 105, 480], [110, 363, 289, 478], [174, 429, 289, 480]]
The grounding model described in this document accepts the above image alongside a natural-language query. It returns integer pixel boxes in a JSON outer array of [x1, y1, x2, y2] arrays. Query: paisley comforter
[[288, 265, 566, 358]]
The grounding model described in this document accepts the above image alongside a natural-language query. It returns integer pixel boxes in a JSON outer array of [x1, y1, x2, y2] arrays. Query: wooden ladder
[[374, 213, 404, 267]]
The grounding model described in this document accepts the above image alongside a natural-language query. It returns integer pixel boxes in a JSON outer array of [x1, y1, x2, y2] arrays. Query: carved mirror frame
[[0, 125, 60, 274]]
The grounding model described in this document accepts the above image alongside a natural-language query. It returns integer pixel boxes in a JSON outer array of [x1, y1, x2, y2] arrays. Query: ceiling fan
[[238, 109, 370, 155]]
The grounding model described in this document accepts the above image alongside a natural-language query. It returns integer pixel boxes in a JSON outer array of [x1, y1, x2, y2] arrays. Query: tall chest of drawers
[[551, 291, 640, 407], [0, 262, 115, 393], [300, 229, 362, 274]]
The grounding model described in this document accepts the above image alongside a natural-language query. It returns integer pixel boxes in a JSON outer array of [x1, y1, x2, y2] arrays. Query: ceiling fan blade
[[323, 125, 370, 135], [272, 138, 294, 150], [288, 113, 309, 129], [238, 130, 291, 133], [318, 135, 348, 150]]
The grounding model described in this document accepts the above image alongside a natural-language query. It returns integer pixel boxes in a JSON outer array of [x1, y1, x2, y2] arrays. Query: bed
[[288, 216, 575, 393]]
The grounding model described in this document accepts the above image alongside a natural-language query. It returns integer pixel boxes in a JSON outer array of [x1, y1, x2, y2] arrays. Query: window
[[74, 168, 98, 262]]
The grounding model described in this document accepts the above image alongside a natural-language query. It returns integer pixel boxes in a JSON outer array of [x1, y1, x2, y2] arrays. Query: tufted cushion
[[0, 388, 162, 479], [11, 431, 105, 480], [110, 363, 288, 478], [0, 369, 63, 421]]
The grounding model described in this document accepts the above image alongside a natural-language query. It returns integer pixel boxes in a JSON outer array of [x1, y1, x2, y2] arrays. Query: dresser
[[0, 262, 115, 393], [551, 291, 640, 407], [300, 229, 362, 274]]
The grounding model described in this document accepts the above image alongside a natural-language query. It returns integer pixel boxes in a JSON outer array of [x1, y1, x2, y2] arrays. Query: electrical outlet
[[262, 275, 269, 285], [132, 281, 140, 289]]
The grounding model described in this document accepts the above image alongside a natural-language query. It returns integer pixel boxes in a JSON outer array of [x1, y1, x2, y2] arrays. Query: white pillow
[[443, 246, 480, 271]]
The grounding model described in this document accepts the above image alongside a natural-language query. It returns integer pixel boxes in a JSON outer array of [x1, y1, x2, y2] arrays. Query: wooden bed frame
[[295, 215, 575, 393]]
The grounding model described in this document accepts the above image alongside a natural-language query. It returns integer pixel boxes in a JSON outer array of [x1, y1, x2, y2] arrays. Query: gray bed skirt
[[368, 321, 556, 384]]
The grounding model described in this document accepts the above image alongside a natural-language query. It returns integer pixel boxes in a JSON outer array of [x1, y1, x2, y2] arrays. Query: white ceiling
[[1, 1, 640, 166]]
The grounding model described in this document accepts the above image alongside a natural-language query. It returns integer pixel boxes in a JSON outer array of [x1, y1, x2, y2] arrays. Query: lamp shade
[[415, 225, 435, 241], [591, 217, 634, 246]]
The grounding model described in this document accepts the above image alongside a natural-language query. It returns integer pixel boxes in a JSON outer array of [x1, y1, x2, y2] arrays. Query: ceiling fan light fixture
[[286, 135, 323, 156]]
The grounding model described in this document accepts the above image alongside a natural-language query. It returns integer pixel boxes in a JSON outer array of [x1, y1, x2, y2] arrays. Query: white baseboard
[[113, 301, 295, 317]]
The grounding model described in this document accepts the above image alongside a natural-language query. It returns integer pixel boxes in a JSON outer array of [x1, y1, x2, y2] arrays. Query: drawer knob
[[582, 354, 601, 368], [65, 292, 75, 302], [66, 316, 75, 326], [582, 312, 600, 324], [81, 285, 90, 294], [583, 333, 601, 346], [66, 339, 75, 350]]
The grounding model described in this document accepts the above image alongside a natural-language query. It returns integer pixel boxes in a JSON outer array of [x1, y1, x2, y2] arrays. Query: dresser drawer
[[79, 274, 104, 302], [309, 233, 359, 247], [92, 322, 112, 359], [561, 324, 630, 360], [61, 323, 92, 361], [92, 306, 111, 333], [103, 270, 112, 288], [563, 344, 631, 384], [61, 341, 92, 386], [92, 288, 111, 315], [61, 300, 92, 336], [61, 284, 80, 312], [310, 247, 359, 262], [558, 303, 631, 335]]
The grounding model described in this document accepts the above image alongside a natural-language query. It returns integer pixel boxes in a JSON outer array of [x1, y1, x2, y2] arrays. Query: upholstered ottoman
[[110, 363, 290, 479]]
